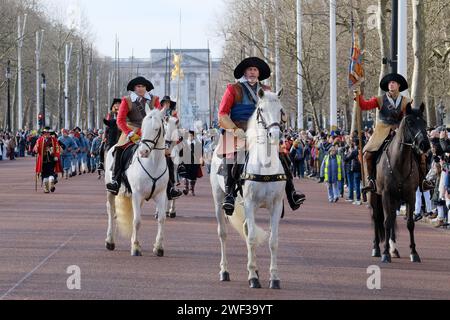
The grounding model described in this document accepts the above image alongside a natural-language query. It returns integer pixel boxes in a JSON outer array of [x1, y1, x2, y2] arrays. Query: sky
[[41, 0, 225, 59]]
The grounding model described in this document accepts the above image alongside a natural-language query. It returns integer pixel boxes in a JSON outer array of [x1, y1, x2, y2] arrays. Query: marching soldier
[[34, 127, 62, 193]]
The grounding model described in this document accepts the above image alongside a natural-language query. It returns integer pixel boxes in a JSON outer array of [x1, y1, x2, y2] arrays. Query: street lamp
[[6, 60, 11, 132], [41, 73, 46, 129]]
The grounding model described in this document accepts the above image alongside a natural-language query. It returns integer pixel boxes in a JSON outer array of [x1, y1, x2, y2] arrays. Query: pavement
[[0, 157, 449, 300]]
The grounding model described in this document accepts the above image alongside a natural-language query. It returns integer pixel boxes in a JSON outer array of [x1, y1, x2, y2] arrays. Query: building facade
[[115, 49, 221, 130]]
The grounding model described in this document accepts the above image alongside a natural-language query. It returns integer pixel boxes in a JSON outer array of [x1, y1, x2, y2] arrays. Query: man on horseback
[[356, 73, 434, 193], [218, 57, 306, 215], [106, 76, 182, 200]]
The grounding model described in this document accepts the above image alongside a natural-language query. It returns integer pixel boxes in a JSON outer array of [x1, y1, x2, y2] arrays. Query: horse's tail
[[115, 195, 133, 239], [228, 201, 268, 246], [371, 194, 385, 243]]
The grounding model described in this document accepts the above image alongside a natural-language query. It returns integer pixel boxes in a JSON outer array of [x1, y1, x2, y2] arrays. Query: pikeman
[[34, 127, 62, 193]]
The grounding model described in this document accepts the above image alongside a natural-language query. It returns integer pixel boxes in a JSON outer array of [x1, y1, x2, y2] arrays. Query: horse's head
[[139, 108, 165, 158], [165, 115, 180, 142], [256, 88, 286, 145], [403, 103, 430, 154]]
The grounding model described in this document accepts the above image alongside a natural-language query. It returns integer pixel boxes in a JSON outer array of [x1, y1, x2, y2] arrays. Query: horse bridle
[[400, 115, 426, 155], [256, 107, 285, 132], [139, 119, 166, 155]]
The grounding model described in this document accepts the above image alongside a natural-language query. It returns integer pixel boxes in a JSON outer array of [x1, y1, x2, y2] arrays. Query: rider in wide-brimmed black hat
[[105, 76, 182, 200], [355, 73, 433, 193], [217, 57, 306, 216]]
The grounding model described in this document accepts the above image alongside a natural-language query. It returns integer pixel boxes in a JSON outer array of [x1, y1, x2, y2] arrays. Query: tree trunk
[[411, 0, 427, 107]]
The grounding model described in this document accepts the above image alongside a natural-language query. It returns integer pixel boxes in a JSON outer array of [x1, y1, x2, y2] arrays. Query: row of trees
[[215, 0, 450, 131], [0, 0, 119, 132]]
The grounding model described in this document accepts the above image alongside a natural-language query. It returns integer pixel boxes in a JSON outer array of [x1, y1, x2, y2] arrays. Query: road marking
[[0, 234, 77, 300]]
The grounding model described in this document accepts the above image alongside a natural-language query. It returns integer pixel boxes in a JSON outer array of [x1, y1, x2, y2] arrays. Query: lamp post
[[6, 60, 11, 132], [41, 73, 46, 129]]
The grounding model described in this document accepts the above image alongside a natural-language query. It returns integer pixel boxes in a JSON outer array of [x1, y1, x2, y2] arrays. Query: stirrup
[[362, 179, 376, 193], [222, 194, 235, 216]]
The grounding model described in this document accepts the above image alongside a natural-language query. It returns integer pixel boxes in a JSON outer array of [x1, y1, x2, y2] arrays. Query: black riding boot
[[98, 142, 105, 171], [280, 153, 306, 211], [166, 156, 182, 200], [362, 151, 377, 194], [222, 163, 236, 216], [106, 147, 124, 195]]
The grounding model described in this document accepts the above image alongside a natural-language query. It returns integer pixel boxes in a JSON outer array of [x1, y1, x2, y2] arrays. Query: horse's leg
[[406, 199, 421, 262], [268, 198, 283, 289], [370, 194, 382, 257], [215, 200, 230, 282], [390, 222, 401, 259], [169, 199, 176, 218], [245, 200, 261, 289], [105, 192, 117, 251], [381, 193, 397, 263], [153, 192, 167, 257], [130, 193, 144, 256]]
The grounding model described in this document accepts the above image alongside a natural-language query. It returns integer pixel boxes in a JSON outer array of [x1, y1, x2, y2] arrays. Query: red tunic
[[117, 96, 161, 136], [34, 136, 63, 174]]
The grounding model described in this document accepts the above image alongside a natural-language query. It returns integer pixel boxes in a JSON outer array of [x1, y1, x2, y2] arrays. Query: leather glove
[[233, 128, 246, 140], [127, 131, 140, 144]]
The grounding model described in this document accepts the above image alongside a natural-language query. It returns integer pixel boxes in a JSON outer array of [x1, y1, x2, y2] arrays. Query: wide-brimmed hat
[[127, 76, 154, 92], [110, 98, 122, 110], [234, 57, 271, 81], [380, 73, 408, 92], [160, 96, 176, 109]]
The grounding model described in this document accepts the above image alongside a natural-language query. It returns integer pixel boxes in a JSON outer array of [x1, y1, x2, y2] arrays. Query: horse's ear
[[160, 106, 167, 117], [258, 88, 265, 99], [420, 103, 426, 114], [405, 103, 412, 115], [277, 88, 284, 98]]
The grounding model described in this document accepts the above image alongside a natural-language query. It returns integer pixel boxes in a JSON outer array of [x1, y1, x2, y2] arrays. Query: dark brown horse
[[369, 103, 430, 263]]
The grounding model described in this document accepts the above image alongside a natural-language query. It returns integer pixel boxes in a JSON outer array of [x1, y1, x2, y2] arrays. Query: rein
[[243, 105, 286, 183], [136, 118, 168, 201]]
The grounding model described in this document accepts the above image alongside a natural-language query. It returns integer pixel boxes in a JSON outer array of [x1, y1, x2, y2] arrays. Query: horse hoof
[[269, 280, 281, 290], [105, 242, 115, 251], [132, 250, 142, 257], [381, 254, 391, 263], [410, 254, 421, 263], [249, 278, 261, 289], [154, 248, 164, 257], [391, 249, 401, 259], [170, 212, 176, 218], [220, 272, 230, 282], [165, 212, 170, 218], [372, 248, 381, 258]]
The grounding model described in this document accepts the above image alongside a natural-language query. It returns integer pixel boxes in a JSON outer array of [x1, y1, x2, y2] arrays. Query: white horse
[[210, 88, 286, 289], [105, 108, 169, 257]]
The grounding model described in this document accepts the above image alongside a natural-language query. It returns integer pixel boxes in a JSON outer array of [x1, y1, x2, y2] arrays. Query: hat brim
[[161, 99, 176, 109], [234, 57, 271, 81], [380, 73, 409, 92], [127, 77, 154, 92]]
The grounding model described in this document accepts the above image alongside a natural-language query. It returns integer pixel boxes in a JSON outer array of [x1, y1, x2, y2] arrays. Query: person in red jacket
[[34, 127, 62, 193], [218, 57, 305, 215]]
